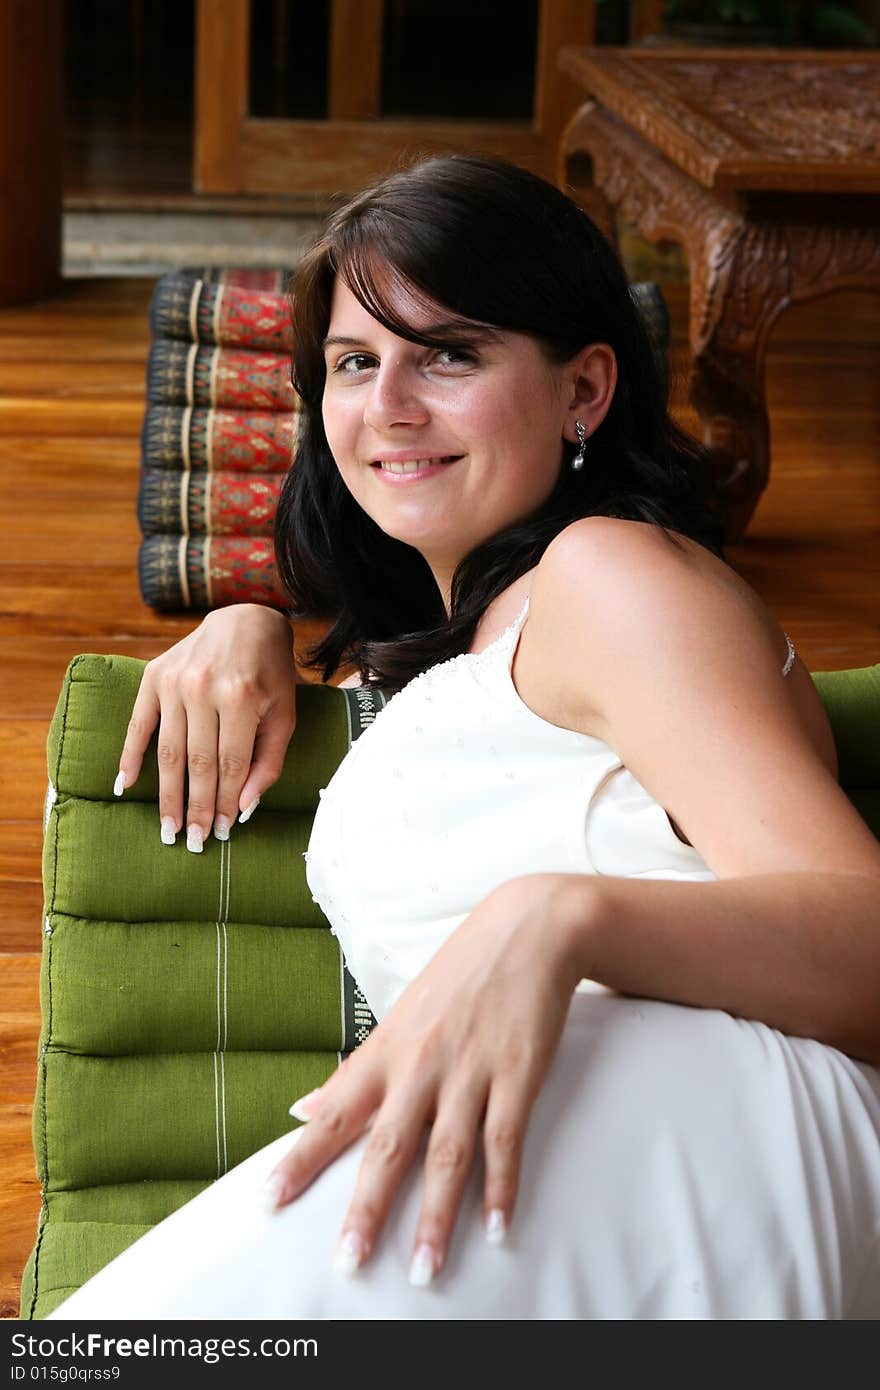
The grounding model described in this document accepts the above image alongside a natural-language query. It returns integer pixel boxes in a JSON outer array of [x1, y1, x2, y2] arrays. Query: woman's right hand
[[116, 604, 299, 851]]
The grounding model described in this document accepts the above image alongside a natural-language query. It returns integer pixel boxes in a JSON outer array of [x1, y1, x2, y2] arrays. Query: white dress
[[49, 598, 880, 1320]]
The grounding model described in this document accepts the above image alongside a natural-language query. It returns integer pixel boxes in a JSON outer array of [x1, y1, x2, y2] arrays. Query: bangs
[[328, 236, 501, 354]]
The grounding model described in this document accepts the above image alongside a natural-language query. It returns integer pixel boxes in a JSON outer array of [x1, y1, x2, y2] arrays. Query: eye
[[331, 352, 375, 375], [432, 346, 477, 368]]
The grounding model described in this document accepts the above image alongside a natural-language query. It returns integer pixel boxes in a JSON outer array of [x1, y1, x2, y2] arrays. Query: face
[[321, 275, 577, 605]]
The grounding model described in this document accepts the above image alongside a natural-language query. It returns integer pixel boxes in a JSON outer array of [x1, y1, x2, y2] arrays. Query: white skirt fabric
[[49, 988, 880, 1321]]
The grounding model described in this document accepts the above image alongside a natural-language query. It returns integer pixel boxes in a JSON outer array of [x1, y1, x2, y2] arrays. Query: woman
[[51, 155, 880, 1319]]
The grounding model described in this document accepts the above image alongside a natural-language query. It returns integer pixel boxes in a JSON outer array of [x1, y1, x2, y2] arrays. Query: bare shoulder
[[525, 516, 837, 776], [537, 515, 732, 599], [529, 515, 763, 679]]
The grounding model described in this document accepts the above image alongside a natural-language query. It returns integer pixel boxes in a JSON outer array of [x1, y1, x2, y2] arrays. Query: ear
[[561, 344, 618, 445]]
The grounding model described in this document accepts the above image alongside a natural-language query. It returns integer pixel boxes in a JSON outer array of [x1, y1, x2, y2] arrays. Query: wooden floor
[[0, 274, 878, 1319]]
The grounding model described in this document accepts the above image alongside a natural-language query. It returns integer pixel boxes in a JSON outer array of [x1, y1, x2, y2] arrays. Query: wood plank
[[329, 0, 384, 121], [0, 1105, 42, 1320], [0, 359, 145, 396], [535, 0, 595, 176], [193, 0, 250, 193], [0, 398, 146, 437], [0, 955, 40, 1016], [0, 518, 141, 568], [0, 567, 195, 637], [0, 822, 43, 881], [0, 277, 154, 315], [0, 725, 53, 822], [0, 449, 144, 566], [0, 636, 194, 717], [0, 437, 146, 469], [0, 332, 150, 362], [240, 117, 546, 196], [0, 956, 42, 1104], [0, 883, 44, 953]]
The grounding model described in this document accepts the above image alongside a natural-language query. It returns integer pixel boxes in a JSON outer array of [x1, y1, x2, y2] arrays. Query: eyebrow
[[322, 336, 367, 350], [322, 322, 501, 351]]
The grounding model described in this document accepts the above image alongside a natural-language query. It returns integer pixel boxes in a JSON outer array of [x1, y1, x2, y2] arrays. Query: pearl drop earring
[[572, 420, 587, 471]]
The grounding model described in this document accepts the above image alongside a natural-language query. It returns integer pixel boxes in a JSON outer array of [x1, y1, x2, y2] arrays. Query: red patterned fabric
[[139, 536, 287, 610], [140, 271, 295, 609], [147, 343, 298, 412], [141, 407, 298, 473], [212, 284, 293, 353], [203, 347, 297, 412], [151, 272, 294, 350], [208, 536, 285, 607], [138, 470, 284, 537]]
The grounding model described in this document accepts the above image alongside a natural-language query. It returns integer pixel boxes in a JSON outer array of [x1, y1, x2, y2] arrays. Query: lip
[[370, 454, 463, 483]]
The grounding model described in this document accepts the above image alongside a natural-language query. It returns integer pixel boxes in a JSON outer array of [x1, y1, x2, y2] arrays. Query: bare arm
[[532, 517, 880, 1061]]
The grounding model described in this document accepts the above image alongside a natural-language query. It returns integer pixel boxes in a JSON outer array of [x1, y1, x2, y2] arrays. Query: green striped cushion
[[22, 655, 382, 1319]]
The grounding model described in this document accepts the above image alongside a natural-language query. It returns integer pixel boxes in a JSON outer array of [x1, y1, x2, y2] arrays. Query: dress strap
[[782, 632, 796, 678], [513, 594, 531, 633]]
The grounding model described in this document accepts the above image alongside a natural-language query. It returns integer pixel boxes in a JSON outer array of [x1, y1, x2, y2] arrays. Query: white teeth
[[377, 458, 452, 474]]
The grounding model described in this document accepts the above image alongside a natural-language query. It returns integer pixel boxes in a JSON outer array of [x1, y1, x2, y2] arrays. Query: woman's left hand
[[263, 872, 587, 1284]]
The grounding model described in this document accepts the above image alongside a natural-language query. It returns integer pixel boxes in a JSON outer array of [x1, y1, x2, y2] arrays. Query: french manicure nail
[[257, 1172, 286, 1212], [485, 1209, 507, 1245], [408, 1244, 437, 1288], [288, 1088, 322, 1122], [239, 795, 261, 825], [113, 771, 126, 797], [333, 1230, 366, 1277], [186, 825, 204, 854], [213, 816, 231, 842], [160, 817, 176, 846]]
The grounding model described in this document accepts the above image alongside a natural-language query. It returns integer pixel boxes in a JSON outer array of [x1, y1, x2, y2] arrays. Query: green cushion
[[22, 654, 383, 1320], [20, 654, 880, 1318]]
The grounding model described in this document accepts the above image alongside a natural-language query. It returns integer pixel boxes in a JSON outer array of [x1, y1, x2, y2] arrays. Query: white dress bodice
[[305, 595, 716, 1021]]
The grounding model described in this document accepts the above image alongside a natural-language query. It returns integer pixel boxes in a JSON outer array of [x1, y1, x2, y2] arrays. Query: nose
[[363, 360, 430, 431]]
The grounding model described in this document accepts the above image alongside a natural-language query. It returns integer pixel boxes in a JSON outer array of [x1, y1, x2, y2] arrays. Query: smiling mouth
[[371, 456, 462, 474]]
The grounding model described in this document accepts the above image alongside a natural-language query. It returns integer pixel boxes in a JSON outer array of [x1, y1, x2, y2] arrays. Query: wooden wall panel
[[0, 0, 62, 307], [194, 0, 251, 193], [329, 0, 384, 119]]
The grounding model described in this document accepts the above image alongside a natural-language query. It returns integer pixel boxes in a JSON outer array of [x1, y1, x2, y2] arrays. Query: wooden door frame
[[194, 0, 595, 196]]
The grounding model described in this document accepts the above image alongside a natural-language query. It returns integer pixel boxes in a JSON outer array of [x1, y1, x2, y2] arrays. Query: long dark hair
[[275, 154, 723, 687]]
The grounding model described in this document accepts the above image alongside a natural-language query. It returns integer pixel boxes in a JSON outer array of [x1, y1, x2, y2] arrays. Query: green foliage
[[659, 0, 875, 42]]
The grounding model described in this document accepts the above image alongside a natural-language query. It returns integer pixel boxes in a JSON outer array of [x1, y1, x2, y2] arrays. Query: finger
[[116, 666, 161, 798], [212, 704, 261, 842], [236, 708, 296, 822], [481, 1084, 531, 1250], [181, 703, 220, 852], [329, 1089, 439, 1278], [265, 1060, 385, 1210], [155, 698, 188, 846], [406, 1083, 486, 1287]]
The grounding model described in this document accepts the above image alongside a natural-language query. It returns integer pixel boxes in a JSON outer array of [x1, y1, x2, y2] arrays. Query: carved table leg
[[558, 102, 620, 250], [687, 239, 775, 543], [688, 218, 880, 541]]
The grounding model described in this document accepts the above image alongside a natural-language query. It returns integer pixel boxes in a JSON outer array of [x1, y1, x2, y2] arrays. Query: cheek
[[321, 396, 356, 467]]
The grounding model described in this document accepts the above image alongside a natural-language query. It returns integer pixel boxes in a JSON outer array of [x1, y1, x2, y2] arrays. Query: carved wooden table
[[558, 48, 880, 539]]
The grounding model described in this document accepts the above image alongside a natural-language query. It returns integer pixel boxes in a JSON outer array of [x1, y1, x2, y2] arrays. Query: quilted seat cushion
[[21, 655, 382, 1319]]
